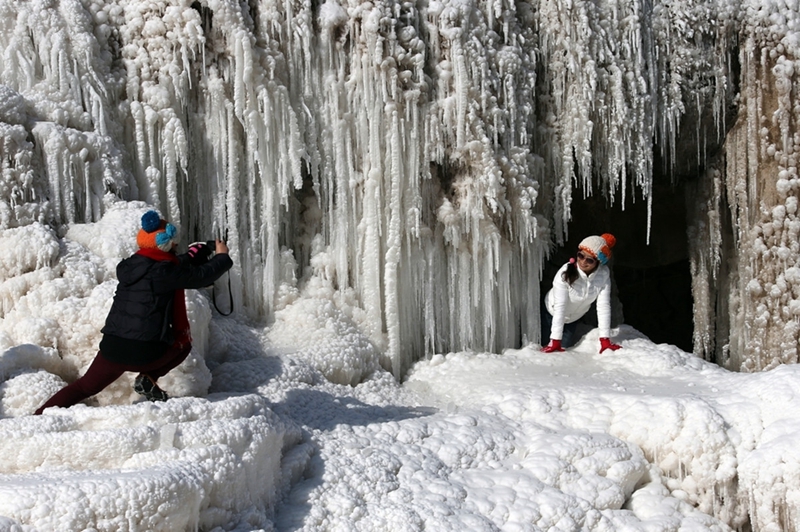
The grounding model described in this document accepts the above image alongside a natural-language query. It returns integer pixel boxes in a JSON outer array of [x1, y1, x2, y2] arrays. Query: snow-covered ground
[[0, 210, 799, 531]]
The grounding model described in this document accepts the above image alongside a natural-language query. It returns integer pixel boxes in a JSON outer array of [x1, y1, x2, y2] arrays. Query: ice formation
[[0, 394, 299, 531], [0, 0, 799, 373], [688, 1, 800, 371], [405, 333, 800, 532], [0, 0, 766, 376]]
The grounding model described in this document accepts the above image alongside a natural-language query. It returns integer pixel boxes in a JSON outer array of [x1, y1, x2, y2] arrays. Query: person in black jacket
[[35, 211, 233, 414]]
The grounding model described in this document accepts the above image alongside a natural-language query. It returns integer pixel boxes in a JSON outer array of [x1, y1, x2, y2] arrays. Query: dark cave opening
[[543, 180, 695, 353]]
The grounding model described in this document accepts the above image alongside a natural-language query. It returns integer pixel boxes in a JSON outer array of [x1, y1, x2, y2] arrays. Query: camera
[[187, 241, 216, 264]]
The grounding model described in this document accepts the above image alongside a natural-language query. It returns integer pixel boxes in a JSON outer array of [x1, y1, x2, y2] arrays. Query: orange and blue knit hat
[[137, 210, 178, 252], [578, 233, 616, 265]]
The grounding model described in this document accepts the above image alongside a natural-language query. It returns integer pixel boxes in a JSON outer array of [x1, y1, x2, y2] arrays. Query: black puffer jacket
[[101, 252, 233, 347]]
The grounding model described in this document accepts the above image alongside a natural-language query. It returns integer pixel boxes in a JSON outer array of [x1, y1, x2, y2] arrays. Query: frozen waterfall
[[0, 0, 798, 374]]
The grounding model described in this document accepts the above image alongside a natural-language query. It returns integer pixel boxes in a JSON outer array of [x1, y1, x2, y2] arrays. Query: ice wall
[[0, 0, 768, 373], [688, 1, 800, 371]]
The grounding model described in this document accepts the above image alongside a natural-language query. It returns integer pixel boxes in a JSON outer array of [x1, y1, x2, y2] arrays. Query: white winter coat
[[544, 262, 612, 340]]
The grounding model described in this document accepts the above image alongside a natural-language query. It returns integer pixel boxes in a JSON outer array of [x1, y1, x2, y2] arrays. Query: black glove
[[187, 242, 214, 265]]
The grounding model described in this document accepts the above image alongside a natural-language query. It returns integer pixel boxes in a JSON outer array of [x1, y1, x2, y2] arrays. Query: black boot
[[133, 374, 169, 402]]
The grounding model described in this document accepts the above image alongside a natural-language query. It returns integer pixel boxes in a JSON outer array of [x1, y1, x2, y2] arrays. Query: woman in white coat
[[541, 233, 622, 353]]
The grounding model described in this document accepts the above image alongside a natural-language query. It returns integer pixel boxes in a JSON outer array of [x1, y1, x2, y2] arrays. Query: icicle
[[385, 104, 403, 377], [162, 114, 182, 228]]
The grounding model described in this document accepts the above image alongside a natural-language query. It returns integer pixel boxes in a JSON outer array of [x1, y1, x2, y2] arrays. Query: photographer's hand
[[215, 239, 229, 255], [188, 242, 213, 264]]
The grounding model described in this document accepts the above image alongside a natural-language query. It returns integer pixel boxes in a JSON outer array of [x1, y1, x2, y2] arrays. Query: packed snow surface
[[0, 214, 798, 531]]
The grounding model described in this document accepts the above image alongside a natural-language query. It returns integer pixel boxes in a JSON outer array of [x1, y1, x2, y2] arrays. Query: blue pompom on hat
[[141, 210, 162, 233]]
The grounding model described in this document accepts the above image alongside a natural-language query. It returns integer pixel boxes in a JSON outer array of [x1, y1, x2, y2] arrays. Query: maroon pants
[[34, 342, 191, 415]]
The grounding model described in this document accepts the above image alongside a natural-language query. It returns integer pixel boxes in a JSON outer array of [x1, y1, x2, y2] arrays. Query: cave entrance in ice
[[543, 180, 694, 353]]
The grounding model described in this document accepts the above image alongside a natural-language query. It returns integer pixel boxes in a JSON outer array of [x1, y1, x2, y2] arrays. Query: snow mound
[[405, 328, 800, 530], [0, 394, 300, 532], [268, 297, 381, 386]]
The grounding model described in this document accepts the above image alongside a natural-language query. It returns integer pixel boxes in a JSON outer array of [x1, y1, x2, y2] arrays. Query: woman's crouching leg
[[34, 353, 126, 414]]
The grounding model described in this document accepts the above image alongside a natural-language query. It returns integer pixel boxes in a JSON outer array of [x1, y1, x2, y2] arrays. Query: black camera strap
[[212, 271, 234, 316]]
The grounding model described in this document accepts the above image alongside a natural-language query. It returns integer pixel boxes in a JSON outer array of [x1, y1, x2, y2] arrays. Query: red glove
[[599, 337, 621, 353], [542, 339, 565, 353]]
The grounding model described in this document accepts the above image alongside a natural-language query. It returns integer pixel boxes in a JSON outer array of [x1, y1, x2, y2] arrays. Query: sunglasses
[[576, 251, 596, 265]]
